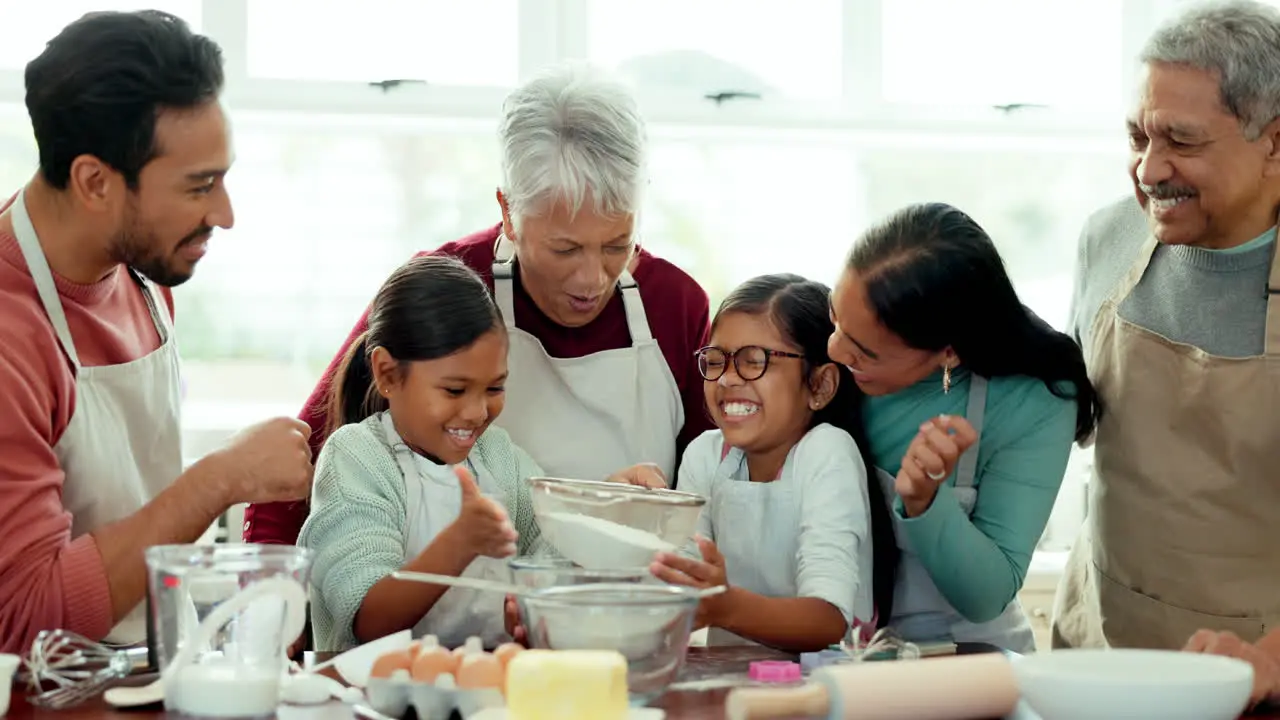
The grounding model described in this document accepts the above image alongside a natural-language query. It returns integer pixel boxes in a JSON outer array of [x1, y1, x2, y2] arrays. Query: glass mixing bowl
[[507, 556, 655, 589], [526, 477, 706, 570], [518, 583, 702, 704]]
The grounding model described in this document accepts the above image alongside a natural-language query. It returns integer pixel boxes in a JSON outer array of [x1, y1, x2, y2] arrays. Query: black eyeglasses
[[694, 345, 805, 382]]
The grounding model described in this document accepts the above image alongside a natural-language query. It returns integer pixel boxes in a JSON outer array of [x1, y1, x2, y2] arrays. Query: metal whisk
[[22, 629, 145, 709], [840, 626, 921, 662]]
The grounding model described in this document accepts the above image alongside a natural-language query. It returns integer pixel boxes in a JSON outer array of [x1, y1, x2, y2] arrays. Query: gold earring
[[942, 364, 952, 395]]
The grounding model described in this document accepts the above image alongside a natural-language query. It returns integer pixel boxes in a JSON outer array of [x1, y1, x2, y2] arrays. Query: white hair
[[1142, 0, 1280, 139], [498, 61, 646, 230]]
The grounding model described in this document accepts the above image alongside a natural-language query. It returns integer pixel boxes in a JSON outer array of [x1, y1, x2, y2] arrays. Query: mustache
[[177, 227, 213, 249], [1138, 182, 1196, 200]]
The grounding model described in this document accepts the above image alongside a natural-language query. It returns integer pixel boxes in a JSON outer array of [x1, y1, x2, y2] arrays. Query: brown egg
[[456, 652, 504, 693], [369, 649, 413, 679], [410, 643, 458, 684], [452, 636, 484, 659], [492, 643, 523, 671]]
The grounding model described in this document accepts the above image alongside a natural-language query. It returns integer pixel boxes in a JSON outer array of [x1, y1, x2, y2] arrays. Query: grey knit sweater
[[1069, 196, 1276, 358]]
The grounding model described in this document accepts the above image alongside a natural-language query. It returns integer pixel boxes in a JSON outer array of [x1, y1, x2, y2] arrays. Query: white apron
[[380, 413, 509, 649], [876, 375, 1037, 654], [1052, 234, 1280, 649], [11, 188, 184, 645], [703, 446, 816, 647], [490, 236, 683, 482]]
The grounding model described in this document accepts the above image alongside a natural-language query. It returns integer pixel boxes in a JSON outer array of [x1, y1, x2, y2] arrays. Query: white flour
[[541, 512, 674, 569]]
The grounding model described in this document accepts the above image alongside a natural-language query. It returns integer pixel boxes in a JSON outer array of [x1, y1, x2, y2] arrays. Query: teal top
[[1209, 226, 1275, 254], [862, 369, 1077, 623]]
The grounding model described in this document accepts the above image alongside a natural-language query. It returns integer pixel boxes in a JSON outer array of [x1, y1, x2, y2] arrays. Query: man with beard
[[1053, 0, 1280, 652], [0, 11, 313, 654]]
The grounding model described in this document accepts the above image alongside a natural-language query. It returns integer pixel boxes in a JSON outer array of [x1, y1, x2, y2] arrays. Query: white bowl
[[1014, 649, 1253, 720], [0, 653, 18, 716]]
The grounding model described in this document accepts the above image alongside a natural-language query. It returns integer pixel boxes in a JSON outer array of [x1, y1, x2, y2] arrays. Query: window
[[643, 131, 1128, 332], [881, 0, 1125, 113], [0, 1, 1155, 553], [245, 1, 519, 86], [585, 0, 844, 101], [171, 114, 502, 430], [0, 1, 201, 70]]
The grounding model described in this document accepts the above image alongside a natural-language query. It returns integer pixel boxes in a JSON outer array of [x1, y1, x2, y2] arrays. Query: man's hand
[[649, 536, 730, 629], [1185, 630, 1280, 708], [606, 463, 668, 489], [896, 414, 978, 517], [200, 417, 314, 507]]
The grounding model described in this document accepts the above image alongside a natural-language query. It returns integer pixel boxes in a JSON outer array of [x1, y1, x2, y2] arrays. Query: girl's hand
[[650, 536, 730, 629], [606, 462, 668, 489], [503, 594, 529, 647], [896, 415, 978, 517], [449, 466, 518, 558]]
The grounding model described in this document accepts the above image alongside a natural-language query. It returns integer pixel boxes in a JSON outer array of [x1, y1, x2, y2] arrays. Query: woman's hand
[[447, 466, 518, 558], [896, 415, 978, 517], [503, 594, 528, 647], [650, 536, 730, 629], [606, 462, 668, 489], [1185, 630, 1280, 708]]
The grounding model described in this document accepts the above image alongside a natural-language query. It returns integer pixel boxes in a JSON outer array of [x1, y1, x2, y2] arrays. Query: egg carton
[[366, 672, 505, 720]]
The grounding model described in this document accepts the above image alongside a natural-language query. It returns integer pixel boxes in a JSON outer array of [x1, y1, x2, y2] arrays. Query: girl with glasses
[[649, 274, 898, 652]]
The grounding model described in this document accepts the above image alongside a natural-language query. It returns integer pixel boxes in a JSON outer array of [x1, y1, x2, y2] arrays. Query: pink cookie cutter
[[748, 660, 802, 683]]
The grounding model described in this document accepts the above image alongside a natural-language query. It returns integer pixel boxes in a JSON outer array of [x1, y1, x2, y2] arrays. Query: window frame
[[0, 0, 1176, 139], [0, 0, 1184, 552]]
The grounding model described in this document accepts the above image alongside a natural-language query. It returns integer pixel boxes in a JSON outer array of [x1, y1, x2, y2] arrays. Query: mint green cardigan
[[297, 413, 546, 651]]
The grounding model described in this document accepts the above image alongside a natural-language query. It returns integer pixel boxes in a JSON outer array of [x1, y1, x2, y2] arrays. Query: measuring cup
[[146, 545, 311, 718], [0, 652, 19, 716]]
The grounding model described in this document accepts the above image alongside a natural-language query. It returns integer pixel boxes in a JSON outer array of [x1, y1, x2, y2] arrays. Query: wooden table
[[8, 643, 1279, 720]]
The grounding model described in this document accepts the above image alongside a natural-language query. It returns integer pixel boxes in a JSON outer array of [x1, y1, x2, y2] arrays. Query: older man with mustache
[[1052, 0, 1280, 655]]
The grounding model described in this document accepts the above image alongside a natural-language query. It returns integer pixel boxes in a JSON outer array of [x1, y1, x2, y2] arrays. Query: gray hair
[[498, 62, 647, 230], [1141, 0, 1280, 139]]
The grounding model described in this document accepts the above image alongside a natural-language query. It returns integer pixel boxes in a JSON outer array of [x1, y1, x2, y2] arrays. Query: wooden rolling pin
[[725, 653, 1019, 720]]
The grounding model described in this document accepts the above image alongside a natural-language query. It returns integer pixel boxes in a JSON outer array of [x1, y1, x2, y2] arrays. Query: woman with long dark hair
[[827, 202, 1100, 653]]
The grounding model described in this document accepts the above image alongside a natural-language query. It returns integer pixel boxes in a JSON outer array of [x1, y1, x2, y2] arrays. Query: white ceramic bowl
[[0, 653, 18, 716], [1014, 648, 1253, 720]]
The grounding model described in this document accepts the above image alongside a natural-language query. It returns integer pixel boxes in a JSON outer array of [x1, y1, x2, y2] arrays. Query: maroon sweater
[[243, 224, 713, 545]]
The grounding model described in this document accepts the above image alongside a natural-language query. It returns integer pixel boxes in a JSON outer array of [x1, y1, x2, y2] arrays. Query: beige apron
[[490, 235, 684, 482], [379, 413, 509, 649], [1052, 234, 1280, 649], [10, 188, 186, 645]]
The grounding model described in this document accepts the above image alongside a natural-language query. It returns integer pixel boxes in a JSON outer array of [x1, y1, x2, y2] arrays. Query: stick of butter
[[506, 649, 629, 720]]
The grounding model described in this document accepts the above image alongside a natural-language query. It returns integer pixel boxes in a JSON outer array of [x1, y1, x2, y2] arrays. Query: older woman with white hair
[[243, 62, 712, 546]]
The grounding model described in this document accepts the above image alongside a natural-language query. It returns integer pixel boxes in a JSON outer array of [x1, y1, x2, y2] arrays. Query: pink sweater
[[0, 201, 174, 653]]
